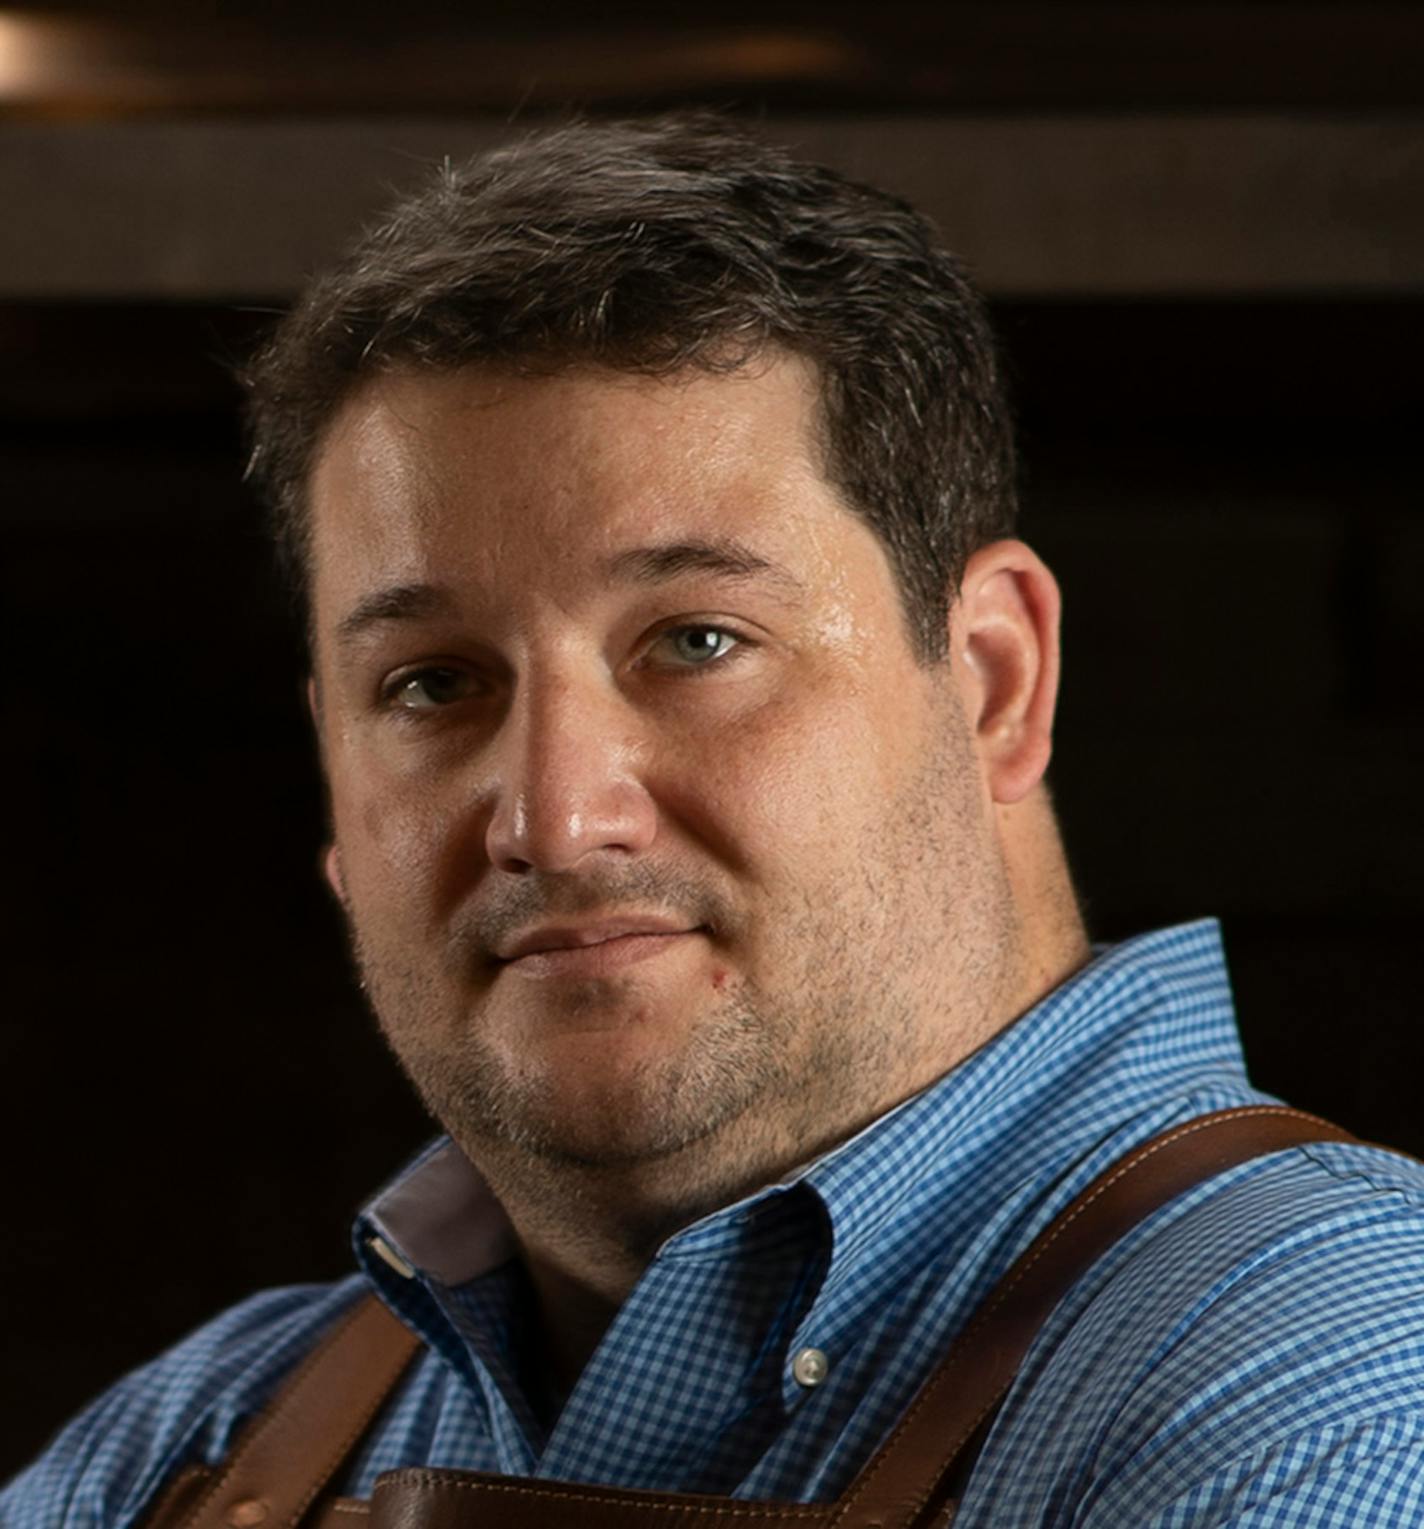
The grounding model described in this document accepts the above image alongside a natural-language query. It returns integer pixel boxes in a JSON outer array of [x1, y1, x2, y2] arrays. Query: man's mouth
[[493, 917, 706, 979]]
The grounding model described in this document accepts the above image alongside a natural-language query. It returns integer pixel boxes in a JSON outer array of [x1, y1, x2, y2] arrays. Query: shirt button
[[792, 1347, 830, 1388], [225, 1501, 269, 1528]]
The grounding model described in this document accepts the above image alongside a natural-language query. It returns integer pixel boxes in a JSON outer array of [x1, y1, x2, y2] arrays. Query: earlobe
[[954, 540, 1062, 806], [308, 677, 345, 901], [322, 844, 347, 904]]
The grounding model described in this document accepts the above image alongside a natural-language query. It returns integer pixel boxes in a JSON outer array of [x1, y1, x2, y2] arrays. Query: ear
[[322, 843, 347, 903], [950, 539, 1062, 805], [306, 676, 346, 903]]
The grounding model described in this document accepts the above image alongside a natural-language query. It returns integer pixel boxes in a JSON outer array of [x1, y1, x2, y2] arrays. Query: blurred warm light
[[0, 13, 863, 111], [0, 13, 98, 102], [713, 33, 857, 83], [0, 13, 43, 97]]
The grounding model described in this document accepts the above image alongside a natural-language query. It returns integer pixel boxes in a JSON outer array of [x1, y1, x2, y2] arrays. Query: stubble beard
[[350, 887, 884, 1206], [346, 694, 1018, 1214], [389, 959, 806, 1168]]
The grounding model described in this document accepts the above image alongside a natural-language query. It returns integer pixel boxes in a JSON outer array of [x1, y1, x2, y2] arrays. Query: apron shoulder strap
[[142, 1105, 1357, 1529], [144, 1292, 420, 1529]]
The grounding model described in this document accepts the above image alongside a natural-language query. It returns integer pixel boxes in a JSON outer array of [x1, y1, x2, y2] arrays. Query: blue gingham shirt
[[8, 920, 1424, 1525]]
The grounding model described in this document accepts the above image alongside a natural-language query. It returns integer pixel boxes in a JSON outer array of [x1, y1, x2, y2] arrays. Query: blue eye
[[390, 668, 478, 709], [657, 626, 740, 666]]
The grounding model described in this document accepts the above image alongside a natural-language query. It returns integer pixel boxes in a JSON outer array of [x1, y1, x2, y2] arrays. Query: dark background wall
[[3, 0, 1423, 1482]]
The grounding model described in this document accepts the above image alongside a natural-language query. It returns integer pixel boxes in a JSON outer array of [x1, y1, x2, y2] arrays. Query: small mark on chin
[[711, 968, 729, 990]]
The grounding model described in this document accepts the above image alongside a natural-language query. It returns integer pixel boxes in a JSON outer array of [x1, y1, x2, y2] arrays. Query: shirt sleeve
[[958, 1144, 1424, 1527], [1097, 1413, 1424, 1527], [1069, 1148, 1424, 1527], [0, 1280, 365, 1529]]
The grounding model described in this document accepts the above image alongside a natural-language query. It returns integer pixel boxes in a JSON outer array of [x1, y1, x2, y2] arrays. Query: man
[[7, 113, 1424, 1526]]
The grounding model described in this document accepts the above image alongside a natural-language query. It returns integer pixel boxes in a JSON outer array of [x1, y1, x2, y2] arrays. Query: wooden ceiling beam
[[2, 115, 1422, 299]]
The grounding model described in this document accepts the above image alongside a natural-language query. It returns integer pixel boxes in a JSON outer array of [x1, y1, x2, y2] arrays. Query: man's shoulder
[[1119, 1134, 1424, 1322], [2, 1276, 370, 1529], [966, 1137, 1424, 1525]]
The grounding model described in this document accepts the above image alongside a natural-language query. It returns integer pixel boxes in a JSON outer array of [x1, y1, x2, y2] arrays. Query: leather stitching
[[378, 1471, 827, 1519]]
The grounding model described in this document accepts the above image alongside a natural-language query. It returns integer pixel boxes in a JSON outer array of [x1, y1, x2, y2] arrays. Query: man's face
[[309, 357, 1019, 1206]]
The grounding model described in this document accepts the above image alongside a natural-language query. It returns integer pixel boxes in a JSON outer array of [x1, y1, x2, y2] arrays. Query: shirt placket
[[537, 1189, 828, 1491]]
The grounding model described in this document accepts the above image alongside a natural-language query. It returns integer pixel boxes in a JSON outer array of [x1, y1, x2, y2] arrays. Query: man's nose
[[482, 671, 658, 875]]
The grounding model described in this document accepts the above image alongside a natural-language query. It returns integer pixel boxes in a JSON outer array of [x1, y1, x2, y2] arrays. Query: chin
[[410, 1025, 784, 1177], [466, 1064, 755, 1168], [377, 961, 804, 1178]]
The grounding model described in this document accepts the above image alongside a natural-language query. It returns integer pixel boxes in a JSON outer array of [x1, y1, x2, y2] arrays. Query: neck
[[996, 785, 1092, 1014], [518, 1239, 626, 1404], [467, 1109, 858, 1388]]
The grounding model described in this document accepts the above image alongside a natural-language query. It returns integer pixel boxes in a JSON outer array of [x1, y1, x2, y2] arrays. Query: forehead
[[306, 357, 893, 638]]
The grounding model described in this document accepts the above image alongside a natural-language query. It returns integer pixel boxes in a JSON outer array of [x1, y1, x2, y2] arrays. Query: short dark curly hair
[[243, 112, 1018, 661]]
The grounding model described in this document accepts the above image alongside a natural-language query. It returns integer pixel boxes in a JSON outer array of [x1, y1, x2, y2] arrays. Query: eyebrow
[[333, 537, 803, 650], [605, 538, 804, 596], [334, 582, 455, 650]]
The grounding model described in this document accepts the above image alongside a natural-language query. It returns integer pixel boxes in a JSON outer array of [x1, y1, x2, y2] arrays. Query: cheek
[[330, 758, 473, 927], [671, 690, 892, 871]]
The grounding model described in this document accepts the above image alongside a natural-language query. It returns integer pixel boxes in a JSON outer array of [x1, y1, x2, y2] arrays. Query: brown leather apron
[[142, 1107, 1353, 1529]]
